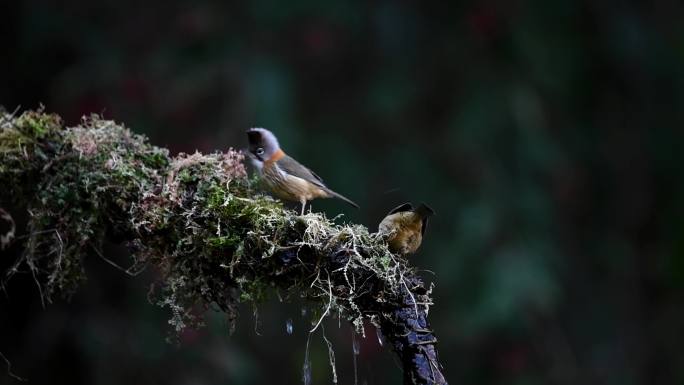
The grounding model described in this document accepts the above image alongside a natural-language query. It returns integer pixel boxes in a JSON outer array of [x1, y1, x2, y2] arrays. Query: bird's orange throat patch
[[264, 149, 285, 166]]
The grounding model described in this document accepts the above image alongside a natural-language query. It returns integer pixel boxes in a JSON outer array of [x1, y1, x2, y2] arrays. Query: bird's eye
[[256, 148, 265, 155]]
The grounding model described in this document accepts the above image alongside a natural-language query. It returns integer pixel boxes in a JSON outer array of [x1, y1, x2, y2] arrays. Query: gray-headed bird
[[246, 128, 359, 215], [379, 202, 434, 255]]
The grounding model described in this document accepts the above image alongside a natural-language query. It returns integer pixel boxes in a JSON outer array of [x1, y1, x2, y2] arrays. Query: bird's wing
[[415, 203, 434, 236], [386, 202, 413, 216], [277, 155, 326, 188]]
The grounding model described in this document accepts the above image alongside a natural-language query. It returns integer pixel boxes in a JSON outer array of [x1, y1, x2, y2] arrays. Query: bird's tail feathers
[[327, 190, 359, 209], [415, 203, 435, 218]]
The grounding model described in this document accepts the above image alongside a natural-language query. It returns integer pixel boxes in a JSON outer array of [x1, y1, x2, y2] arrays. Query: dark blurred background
[[2, 1, 684, 384]]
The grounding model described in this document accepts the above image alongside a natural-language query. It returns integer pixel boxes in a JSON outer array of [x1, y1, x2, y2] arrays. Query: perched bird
[[378, 202, 434, 255], [246, 128, 359, 215]]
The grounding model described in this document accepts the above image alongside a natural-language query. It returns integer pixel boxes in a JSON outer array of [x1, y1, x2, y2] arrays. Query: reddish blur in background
[[2, 1, 684, 385]]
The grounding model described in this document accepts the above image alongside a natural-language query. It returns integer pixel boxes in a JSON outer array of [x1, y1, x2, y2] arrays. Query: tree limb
[[0, 109, 448, 385]]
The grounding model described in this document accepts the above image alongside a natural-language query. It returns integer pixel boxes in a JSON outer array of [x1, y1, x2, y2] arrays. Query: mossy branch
[[0, 109, 448, 385]]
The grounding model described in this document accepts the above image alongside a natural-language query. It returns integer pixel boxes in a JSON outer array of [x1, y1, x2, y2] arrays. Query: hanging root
[[0, 350, 26, 382], [0, 108, 448, 385]]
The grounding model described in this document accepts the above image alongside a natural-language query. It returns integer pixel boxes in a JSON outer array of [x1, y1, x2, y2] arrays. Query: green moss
[[139, 151, 169, 169], [238, 277, 270, 303]]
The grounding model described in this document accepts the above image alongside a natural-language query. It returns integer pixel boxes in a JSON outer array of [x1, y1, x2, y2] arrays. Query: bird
[[246, 128, 359, 215], [378, 202, 434, 255]]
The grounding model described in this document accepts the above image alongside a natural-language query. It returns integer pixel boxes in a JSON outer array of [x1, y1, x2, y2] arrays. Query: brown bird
[[246, 128, 359, 215], [379, 202, 434, 255]]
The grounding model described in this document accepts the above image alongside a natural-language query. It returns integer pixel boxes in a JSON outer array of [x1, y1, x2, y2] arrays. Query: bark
[[0, 109, 448, 384]]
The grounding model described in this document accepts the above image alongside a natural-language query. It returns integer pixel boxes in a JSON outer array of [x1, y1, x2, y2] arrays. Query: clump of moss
[[0, 110, 170, 300], [0, 109, 432, 339], [0, 109, 64, 200]]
